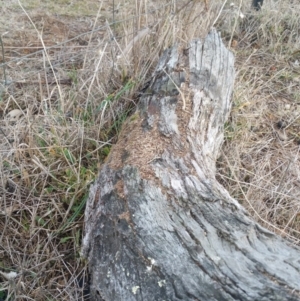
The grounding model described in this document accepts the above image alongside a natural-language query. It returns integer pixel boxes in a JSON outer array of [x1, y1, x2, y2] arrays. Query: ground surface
[[0, 0, 300, 300]]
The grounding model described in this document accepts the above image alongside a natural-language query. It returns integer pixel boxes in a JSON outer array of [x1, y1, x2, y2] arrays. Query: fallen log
[[82, 29, 300, 301]]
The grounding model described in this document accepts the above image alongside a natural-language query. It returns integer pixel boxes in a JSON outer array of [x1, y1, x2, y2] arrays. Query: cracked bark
[[82, 30, 300, 301]]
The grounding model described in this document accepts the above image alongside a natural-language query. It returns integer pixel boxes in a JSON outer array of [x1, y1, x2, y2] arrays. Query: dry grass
[[216, 0, 300, 243], [0, 0, 300, 300], [0, 0, 214, 300]]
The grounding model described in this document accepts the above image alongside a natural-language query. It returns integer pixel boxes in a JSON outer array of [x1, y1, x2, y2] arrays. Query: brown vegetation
[[0, 0, 300, 299]]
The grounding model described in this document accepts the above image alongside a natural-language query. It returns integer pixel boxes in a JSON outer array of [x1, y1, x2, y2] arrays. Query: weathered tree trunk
[[82, 30, 300, 301]]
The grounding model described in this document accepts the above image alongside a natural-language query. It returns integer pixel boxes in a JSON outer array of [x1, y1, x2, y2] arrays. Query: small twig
[[0, 127, 13, 145], [212, 0, 228, 27], [162, 68, 187, 111], [147, 156, 162, 164], [228, 0, 243, 48], [0, 35, 7, 85], [83, 1, 104, 69], [107, 0, 117, 87]]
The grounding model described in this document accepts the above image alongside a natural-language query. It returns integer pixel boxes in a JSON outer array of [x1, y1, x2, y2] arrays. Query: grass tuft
[[0, 0, 214, 299], [217, 0, 300, 243]]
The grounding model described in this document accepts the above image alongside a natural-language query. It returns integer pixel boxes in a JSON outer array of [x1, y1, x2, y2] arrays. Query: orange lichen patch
[[94, 186, 101, 205], [115, 179, 125, 199], [118, 210, 136, 235], [118, 211, 131, 223], [107, 112, 169, 180]]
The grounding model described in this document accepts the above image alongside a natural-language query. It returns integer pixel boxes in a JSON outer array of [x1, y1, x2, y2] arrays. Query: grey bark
[[82, 30, 300, 301]]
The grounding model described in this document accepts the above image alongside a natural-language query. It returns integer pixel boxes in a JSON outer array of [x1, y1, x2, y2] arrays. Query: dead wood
[[82, 29, 300, 301]]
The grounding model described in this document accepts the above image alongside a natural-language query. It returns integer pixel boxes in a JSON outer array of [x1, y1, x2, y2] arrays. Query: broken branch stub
[[82, 30, 300, 301]]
